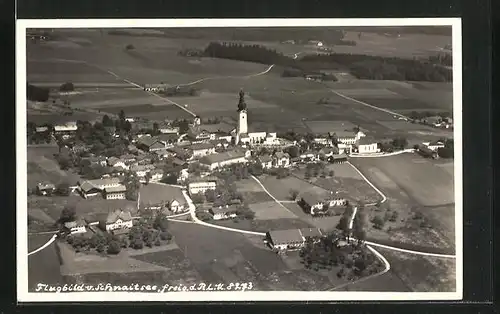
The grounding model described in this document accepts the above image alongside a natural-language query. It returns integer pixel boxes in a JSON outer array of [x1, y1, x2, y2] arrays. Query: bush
[[159, 231, 172, 241], [107, 241, 121, 254], [372, 215, 385, 230], [56, 182, 71, 196], [125, 44, 135, 50], [389, 211, 399, 222]]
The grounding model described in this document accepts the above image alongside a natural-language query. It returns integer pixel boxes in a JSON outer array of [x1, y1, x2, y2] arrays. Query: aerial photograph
[[22, 22, 458, 298]]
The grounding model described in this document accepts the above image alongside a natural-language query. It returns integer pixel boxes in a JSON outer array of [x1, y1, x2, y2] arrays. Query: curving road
[[27, 234, 57, 257]]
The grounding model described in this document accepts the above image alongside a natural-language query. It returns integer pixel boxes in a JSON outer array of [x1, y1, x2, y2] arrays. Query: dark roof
[[274, 152, 290, 159], [157, 133, 179, 142], [330, 153, 348, 160], [200, 150, 246, 165], [104, 185, 127, 193], [268, 229, 304, 245], [329, 131, 355, 138], [199, 123, 235, 134], [137, 136, 163, 147], [189, 142, 215, 151], [299, 228, 323, 238], [418, 145, 436, 155], [105, 210, 132, 224], [357, 137, 377, 145]]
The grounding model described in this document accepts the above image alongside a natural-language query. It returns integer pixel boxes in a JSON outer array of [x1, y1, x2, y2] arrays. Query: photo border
[[16, 18, 463, 303]]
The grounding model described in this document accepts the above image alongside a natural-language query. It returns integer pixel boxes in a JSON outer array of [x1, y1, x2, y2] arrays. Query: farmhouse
[[418, 144, 438, 159], [188, 178, 217, 195], [153, 149, 171, 160], [354, 137, 379, 154], [168, 199, 186, 213], [78, 178, 121, 199], [266, 227, 323, 251], [130, 164, 155, 180], [157, 133, 179, 146], [299, 192, 328, 215], [149, 169, 164, 182], [330, 130, 365, 145], [136, 136, 166, 152], [102, 210, 133, 232], [63, 218, 87, 234], [257, 154, 273, 169], [36, 182, 56, 195], [327, 153, 348, 164], [273, 152, 290, 168], [209, 206, 237, 220], [318, 147, 338, 160], [103, 185, 127, 200], [107, 157, 129, 170], [188, 142, 216, 158], [119, 154, 137, 165], [200, 149, 249, 171]]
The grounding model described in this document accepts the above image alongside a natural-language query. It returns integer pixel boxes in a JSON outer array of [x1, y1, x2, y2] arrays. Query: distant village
[[28, 89, 453, 253]]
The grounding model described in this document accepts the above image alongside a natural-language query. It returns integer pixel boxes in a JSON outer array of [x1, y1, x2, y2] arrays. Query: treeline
[[299, 53, 452, 82], [428, 53, 452, 67], [27, 83, 50, 102], [203, 42, 295, 67]]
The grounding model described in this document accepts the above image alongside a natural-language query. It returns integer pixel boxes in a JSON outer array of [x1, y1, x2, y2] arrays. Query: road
[[27, 234, 57, 257]]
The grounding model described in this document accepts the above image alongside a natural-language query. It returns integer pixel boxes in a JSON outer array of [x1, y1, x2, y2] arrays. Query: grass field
[[27, 59, 120, 83], [212, 218, 314, 233], [249, 201, 297, 220], [28, 234, 64, 291], [259, 175, 330, 201], [377, 248, 456, 292], [139, 183, 185, 207]]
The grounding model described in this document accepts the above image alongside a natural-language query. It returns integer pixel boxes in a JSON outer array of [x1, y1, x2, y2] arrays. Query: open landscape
[[23, 23, 458, 300]]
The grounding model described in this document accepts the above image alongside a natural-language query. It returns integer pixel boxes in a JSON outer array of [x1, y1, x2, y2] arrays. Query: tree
[[205, 189, 217, 203], [107, 240, 122, 254], [159, 231, 172, 241], [102, 115, 114, 127], [289, 189, 299, 201], [59, 82, 74, 92], [59, 206, 76, 224], [154, 238, 161, 246], [125, 44, 135, 50], [191, 193, 206, 204], [372, 215, 385, 230], [153, 215, 169, 232], [178, 120, 190, 134], [56, 182, 71, 196], [118, 110, 126, 122], [337, 215, 349, 235], [329, 170, 335, 177], [286, 146, 300, 158], [389, 211, 399, 222], [391, 137, 408, 150]]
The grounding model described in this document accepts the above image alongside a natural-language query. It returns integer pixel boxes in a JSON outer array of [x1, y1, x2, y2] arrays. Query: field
[[29, 195, 137, 222], [139, 183, 186, 207], [259, 175, 330, 201], [213, 218, 314, 233], [376, 248, 456, 292], [350, 154, 455, 250], [27, 146, 81, 189], [27, 59, 120, 83], [28, 234, 64, 291]]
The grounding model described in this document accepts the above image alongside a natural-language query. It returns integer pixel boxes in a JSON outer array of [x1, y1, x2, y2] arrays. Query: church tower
[[236, 89, 248, 144]]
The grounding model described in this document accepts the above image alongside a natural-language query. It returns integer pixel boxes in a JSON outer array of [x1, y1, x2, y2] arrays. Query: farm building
[[54, 121, 78, 133], [157, 133, 179, 146], [130, 164, 155, 181], [101, 210, 133, 232], [257, 154, 273, 169], [36, 182, 56, 195], [423, 140, 445, 151], [299, 192, 347, 215], [107, 157, 129, 170], [318, 147, 339, 160], [149, 169, 164, 182], [273, 152, 291, 168], [168, 199, 186, 213], [354, 137, 379, 154], [188, 177, 217, 195], [418, 145, 439, 159], [327, 154, 348, 164], [135, 136, 166, 152], [266, 227, 323, 251], [299, 151, 317, 162], [63, 218, 87, 234], [209, 206, 238, 220], [119, 154, 137, 165], [188, 142, 216, 158], [329, 130, 365, 145], [103, 185, 127, 200], [78, 178, 122, 199], [200, 149, 249, 170]]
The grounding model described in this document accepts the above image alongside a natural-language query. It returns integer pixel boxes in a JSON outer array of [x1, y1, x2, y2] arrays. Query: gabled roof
[[268, 229, 304, 245], [107, 157, 122, 165], [104, 185, 127, 193], [300, 192, 325, 206], [357, 137, 377, 145], [258, 154, 273, 163], [64, 218, 86, 229], [198, 123, 235, 134], [299, 227, 323, 239], [329, 131, 356, 138], [200, 150, 246, 165], [105, 210, 132, 224], [137, 136, 163, 147], [274, 152, 290, 159], [189, 142, 215, 151]]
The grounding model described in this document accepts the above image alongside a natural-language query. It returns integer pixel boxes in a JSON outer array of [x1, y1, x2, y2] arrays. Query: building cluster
[[265, 227, 324, 251], [63, 209, 134, 237]]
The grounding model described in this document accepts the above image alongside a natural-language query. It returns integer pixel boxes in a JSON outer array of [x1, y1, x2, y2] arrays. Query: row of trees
[[428, 53, 452, 67], [408, 111, 452, 121], [203, 42, 295, 67], [27, 83, 50, 102], [437, 138, 454, 159]]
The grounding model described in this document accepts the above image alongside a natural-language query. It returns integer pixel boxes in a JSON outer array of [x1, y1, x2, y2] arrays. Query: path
[[27, 234, 57, 257], [250, 175, 297, 217], [347, 161, 387, 204], [176, 64, 275, 87]]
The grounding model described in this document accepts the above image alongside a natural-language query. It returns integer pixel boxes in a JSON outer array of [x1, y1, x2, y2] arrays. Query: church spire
[[237, 89, 247, 112]]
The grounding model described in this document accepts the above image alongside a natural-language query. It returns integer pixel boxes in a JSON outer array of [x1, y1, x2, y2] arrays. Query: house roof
[[137, 136, 163, 147], [188, 176, 218, 184], [258, 154, 273, 163], [157, 133, 179, 142], [200, 150, 246, 165], [418, 144, 436, 155], [107, 157, 122, 165], [189, 142, 215, 151], [268, 229, 304, 245], [357, 137, 377, 145], [112, 228, 131, 235], [131, 164, 155, 172], [104, 185, 127, 193], [79, 178, 121, 192], [210, 205, 238, 214], [37, 182, 55, 190], [330, 153, 348, 160], [79, 181, 99, 193], [199, 123, 235, 134], [105, 210, 132, 224], [64, 218, 86, 229], [300, 192, 325, 206], [120, 154, 137, 160], [428, 140, 445, 146], [299, 227, 323, 239]]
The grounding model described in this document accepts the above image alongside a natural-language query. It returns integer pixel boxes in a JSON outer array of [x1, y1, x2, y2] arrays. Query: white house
[[257, 155, 273, 169], [149, 169, 164, 182], [424, 141, 445, 151], [330, 130, 365, 145], [64, 219, 87, 234], [188, 179, 217, 195], [78, 178, 121, 199], [169, 199, 186, 213], [188, 143, 216, 159], [273, 152, 290, 168], [299, 192, 327, 215], [54, 121, 78, 133], [209, 206, 237, 220], [107, 157, 129, 170], [103, 210, 133, 232], [103, 185, 127, 200], [130, 164, 155, 180], [266, 227, 323, 251], [355, 137, 379, 154]]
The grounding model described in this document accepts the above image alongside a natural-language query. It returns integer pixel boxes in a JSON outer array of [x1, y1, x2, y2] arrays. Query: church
[[187, 90, 279, 146]]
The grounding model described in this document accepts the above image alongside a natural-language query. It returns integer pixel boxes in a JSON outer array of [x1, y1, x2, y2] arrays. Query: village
[[28, 87, 454, 263]]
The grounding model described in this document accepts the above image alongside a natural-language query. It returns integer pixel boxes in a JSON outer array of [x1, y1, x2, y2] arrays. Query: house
[[107, 157, 129, 170], [326, 153, 346, 164], [135, 136, 166, 152], [424, 141, 445, 151], [418, 145, 438, 159], [313, 136, 332, 146], [54, 121, 78, 133], [168, 199, 186, 213], [83, 156, 108, 167], [188, 143, 216, 158], [63, 218, 87, 234], [103, 185, 127, 200], [266, 227, 324, 251], [299, 151, 317, 162], [354, 137, 379, 154], [325, 192, 348, 207], [273, 152, 290, 168], [157, 133, 179, 146], [158, 126, 179, 134], [188, 178, 217, 195], [329, 130, 365, 145], [199, 150, 248, 171], [209, 206, 237, 220], [299, 192, 329, 215], [257, 154, 273, 169], [36, 182, 56, 196], [120, 154, 137, 165], [318, 147, 338, 160], [35, 126, 50, 133], [149, 169, 164, 182], [423, 116, 442, 126], [130, 164, 155, 180], [78, 178, 121, 198], [102, 210, 133, 232]]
